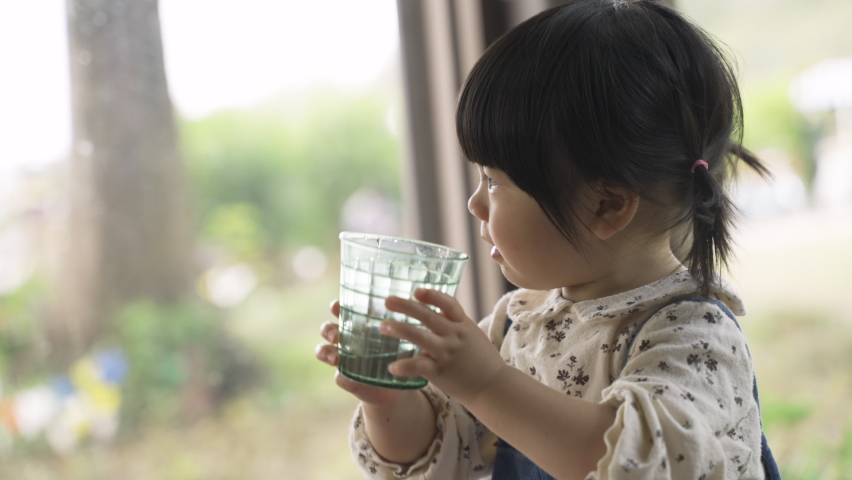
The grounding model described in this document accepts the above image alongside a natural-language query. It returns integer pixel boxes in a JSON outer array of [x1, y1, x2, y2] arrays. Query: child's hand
[[316, 300, 406, 407], [382, 289, 506, 407]]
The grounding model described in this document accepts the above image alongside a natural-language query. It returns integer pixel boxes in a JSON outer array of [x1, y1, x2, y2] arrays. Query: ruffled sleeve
[[594, 300, 765, 479], [346, 301, 513, 479], [349, 383, 496, 479]]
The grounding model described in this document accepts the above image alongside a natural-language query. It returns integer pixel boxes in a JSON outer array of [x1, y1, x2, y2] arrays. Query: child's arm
[[349, 384, 496, 479], [468, 364, 617, 478], [383, 289, 616, 479], [318, 300, 496, 479], [383, 290, 760, 480], [317, 302, 437, 464], [359, 389, 437, 464]]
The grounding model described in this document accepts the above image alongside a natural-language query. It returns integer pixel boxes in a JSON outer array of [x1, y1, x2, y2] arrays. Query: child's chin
[[499, 268, 527, 289]]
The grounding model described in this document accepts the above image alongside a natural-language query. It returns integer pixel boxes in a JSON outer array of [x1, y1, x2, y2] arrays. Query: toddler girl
[[316, 0, 779, 478]]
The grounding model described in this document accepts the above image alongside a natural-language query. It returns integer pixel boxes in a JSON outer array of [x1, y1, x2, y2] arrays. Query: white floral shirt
[[349, 271, 766, 479]]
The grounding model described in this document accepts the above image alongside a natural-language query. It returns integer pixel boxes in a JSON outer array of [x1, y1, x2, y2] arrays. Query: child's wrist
[[362, 389, 428, 417], [460, 362, 510, 412]]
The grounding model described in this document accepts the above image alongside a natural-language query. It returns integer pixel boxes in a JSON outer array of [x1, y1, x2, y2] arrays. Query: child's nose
[[468, 185, 488, 221]]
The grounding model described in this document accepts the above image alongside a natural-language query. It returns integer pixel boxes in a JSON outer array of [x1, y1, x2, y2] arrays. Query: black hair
[[456, 0, 769, 295]]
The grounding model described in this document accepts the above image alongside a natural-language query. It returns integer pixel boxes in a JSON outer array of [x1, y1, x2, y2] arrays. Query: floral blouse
[[348, 271, 765, 479]]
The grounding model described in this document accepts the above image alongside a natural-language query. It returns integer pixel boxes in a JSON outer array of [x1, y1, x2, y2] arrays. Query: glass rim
[[339, 231, 470, 262]]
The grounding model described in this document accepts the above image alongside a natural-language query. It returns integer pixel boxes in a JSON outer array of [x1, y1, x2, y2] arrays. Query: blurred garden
[[0, 0, 851, 479], [0, 87, 398, 480]]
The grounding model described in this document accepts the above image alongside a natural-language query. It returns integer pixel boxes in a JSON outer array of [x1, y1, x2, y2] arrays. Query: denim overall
[[492, 297, 781, 480]]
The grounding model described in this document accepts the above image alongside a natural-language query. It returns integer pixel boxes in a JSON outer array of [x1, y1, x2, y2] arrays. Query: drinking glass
[[337, 232, 469, 389]]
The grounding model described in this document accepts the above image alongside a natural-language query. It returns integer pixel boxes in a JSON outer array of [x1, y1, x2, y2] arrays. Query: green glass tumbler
[[337, 232, 469, 389]]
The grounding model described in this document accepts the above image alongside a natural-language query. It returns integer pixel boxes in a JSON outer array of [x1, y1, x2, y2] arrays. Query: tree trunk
[[52, 0, 192, 364]]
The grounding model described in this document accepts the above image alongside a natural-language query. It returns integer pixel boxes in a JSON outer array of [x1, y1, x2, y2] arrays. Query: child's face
[[468, 166, 613, 297]]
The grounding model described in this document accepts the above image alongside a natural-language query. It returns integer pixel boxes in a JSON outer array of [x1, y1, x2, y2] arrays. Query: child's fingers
[[329, 299, 341, 318], [389, 355, 438, 378], [413, 288, 468, 323], [334, 369, 380, 397], [380, 320, 445, 353], [315, 342, 339, 366], [320, 321, 339, 344], [333, 370, 407, 406], [385, 296, 452, 335], [334, 370, 366, 395]]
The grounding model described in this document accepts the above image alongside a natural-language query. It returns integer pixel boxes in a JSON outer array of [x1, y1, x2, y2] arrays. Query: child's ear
[[588, 182, 640, 240]]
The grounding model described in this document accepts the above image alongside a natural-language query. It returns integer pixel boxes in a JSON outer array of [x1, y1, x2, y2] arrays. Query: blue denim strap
[[493, 438, 556, 480]]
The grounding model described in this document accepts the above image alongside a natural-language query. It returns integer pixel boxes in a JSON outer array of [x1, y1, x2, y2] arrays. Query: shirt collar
[[505, 271, 746, 324]]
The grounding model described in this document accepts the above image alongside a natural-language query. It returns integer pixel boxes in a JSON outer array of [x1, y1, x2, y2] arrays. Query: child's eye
[[481, 174, 499, 190]]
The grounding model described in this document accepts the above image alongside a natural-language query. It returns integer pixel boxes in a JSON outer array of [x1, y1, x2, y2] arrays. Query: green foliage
[[111, 300, 261, 426], [225, 277, 340, 401], [0, 277, 48, 385], [839, 427, 852, 475], [741, 78, 821, 182], [761, 396, 812, 428], [180, 89, 402, 255], [775, 425, 852, 480], [202, 202, 267, 261]]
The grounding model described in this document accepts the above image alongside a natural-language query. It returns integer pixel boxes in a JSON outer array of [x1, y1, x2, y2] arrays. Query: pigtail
[[687, 142, 769, 295], [687, 158, 732, 295], [727, 142, 771, 178]]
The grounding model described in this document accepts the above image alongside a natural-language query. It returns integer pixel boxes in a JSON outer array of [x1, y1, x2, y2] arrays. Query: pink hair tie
[[691, 159, 709, 173]]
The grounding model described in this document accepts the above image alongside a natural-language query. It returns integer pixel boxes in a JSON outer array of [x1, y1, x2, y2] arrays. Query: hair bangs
[[455, 7, 592, 246], [456, 31, 550, 187]]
